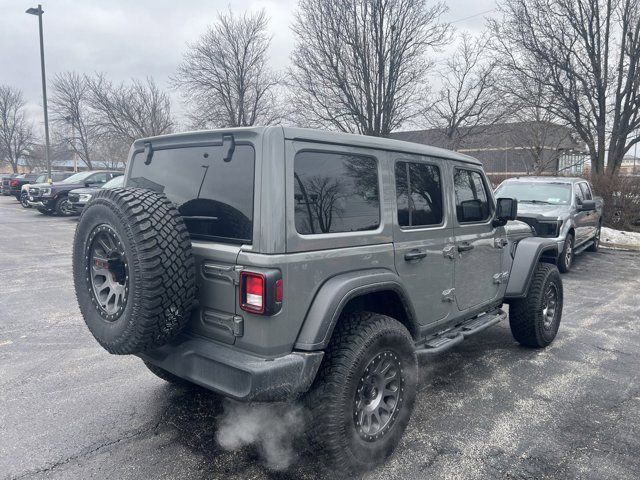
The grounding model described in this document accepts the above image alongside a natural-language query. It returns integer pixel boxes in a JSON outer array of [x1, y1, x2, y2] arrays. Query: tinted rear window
[[294, 151, 380, 234], [128, 144, 255, 243]]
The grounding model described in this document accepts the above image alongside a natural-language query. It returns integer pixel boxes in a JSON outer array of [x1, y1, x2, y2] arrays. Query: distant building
[[391, 122, 588, 175], [620, 154, 639, 175]]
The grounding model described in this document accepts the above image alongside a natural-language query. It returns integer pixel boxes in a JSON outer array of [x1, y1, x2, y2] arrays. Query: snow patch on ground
[[601, 227, 640, 249]]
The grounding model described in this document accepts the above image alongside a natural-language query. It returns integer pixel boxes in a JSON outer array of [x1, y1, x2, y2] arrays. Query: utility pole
[[26, 4, 52, 182]]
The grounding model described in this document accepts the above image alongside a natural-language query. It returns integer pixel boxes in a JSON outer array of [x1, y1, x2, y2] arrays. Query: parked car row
[[1, 170, 123, 216], [494, 176, 604, 273]]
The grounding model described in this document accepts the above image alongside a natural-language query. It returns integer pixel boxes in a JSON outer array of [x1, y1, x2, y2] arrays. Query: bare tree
[[289, 0, 451, 137], [0, 85, 33, 172], [91, 134, 130, 169], [490, 0, 640, 176], [424, 33, 506, 150], [87, 74, 173, 143], [49, 72, 98, 169], [173, 10, 280, 128], [498, 66, 579, 174]]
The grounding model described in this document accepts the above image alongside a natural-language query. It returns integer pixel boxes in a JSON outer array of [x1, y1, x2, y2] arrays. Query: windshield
[[61, 171, 94, 183], [495, 182, 572, 205], [102, 176, 124, 188], [36, 174, 47, 183]]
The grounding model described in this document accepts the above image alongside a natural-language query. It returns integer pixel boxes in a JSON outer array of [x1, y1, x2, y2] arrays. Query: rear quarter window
[[293, 150, 380, 235]]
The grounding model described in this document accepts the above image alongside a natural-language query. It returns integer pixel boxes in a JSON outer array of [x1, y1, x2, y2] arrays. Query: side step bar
[[416, 308, 507, 357], [573, 240, 595, 255]]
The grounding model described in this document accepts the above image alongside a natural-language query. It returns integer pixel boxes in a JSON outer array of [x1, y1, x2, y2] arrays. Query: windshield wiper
[[520, 200, 553, 205]]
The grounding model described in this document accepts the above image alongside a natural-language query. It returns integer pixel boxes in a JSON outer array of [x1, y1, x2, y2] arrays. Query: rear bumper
[[139, 334, 324, 402]]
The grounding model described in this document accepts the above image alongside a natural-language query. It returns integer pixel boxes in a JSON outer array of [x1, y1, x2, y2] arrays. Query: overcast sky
[[0, 0, 497, 131]]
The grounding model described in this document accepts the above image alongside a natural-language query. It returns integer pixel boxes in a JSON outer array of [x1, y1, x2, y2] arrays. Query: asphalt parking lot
[[1, 194, 639, 480]]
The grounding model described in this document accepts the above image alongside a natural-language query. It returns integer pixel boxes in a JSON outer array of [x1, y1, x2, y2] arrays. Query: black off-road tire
[[587, 223, 601, 252], [557, 233, 574, 273], [20, 192, 30, 208], [303, 312, 417, 474], [73, 188, 196, 354], [37, 207, 53, 215], [143, 361, 197, 389], [54, 195, 74, 216], [509, 262, 563, 348]]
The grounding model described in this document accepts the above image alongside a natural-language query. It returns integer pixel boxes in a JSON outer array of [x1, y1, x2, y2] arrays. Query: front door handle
[[404, 249, 427, 261], [457, 242, 474, 252]]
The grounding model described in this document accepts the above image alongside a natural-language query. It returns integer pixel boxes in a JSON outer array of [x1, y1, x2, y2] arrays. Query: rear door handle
[[457, 242, 474, 252], [404, 250, 427, 261]]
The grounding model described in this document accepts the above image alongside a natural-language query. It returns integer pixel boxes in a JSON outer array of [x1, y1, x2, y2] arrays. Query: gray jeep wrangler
[[72, 126, 563, 473]]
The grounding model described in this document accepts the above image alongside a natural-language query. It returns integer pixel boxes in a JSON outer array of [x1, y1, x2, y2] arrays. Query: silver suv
[[72, 127, 564, 473]]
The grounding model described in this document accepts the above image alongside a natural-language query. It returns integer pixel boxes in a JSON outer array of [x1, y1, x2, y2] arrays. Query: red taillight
[[239, 270, 283, 315], [240, 272, 265, 314], [10, 180, 19, 187]]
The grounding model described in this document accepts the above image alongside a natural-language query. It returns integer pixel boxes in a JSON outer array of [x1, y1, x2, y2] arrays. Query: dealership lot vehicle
[[18, 171, 75, 208], [71, 127, 565, 473], [68, 175, 125, 214], [27, 170, 123, 216], [1, 194, 639, 480], [1, 173, 21, 195], [495, 177, 604, 273]]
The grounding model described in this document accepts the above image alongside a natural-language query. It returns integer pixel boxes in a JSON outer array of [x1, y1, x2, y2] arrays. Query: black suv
[[28, 170, 123, 216]]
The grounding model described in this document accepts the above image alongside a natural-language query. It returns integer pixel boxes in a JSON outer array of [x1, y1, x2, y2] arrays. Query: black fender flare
[[294, 268, 418, 351], [505, 237, 559, 299]]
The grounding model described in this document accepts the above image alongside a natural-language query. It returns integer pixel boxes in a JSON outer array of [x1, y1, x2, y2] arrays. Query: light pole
[[26, 4, 52, 182]]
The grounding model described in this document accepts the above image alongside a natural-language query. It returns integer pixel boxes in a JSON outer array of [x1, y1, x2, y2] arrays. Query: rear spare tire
[[73, 188, 196, 354]]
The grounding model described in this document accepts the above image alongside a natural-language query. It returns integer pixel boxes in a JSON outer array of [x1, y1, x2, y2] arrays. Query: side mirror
[[579, 199, 596, 211], [493, 197, 518, 227]]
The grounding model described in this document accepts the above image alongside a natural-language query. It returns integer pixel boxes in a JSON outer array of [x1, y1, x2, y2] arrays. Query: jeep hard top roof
[[132, 126, 481, 166]]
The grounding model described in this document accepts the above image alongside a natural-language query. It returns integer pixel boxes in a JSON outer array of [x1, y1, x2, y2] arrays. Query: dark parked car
[[1, 173, 21, 195], [68, 175, 124, 213], [27, 170, 123, 216], [19, 171, 75, 208]]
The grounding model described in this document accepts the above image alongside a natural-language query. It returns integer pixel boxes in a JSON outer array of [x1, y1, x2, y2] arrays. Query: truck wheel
[[557, 233, 573, 273], [37, 207, 53, 215], [587, 223, 601, 252], [304, 312, 417, 474], [73, 188, 196, 355], [54, 195, 75, 216], [20, 192, 30, 208], [509, 262, 563, 348], [143, 361, 197, 389]]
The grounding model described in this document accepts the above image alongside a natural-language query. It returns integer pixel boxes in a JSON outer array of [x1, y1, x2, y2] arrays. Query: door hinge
[[202, 263, 242, 285], [442, 245, 456, 260], [203, 310, 244, 337], [442, 288, 456, 302]]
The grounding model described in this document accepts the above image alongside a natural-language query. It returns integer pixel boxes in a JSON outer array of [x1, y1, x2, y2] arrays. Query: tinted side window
[[454, 169, 491, 222], [575, 183, 585, 203], [294, 151, 380, 234], [395, 161, 443, 227], [579, 183, 592, 200], [89, 172, 110, 184]]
